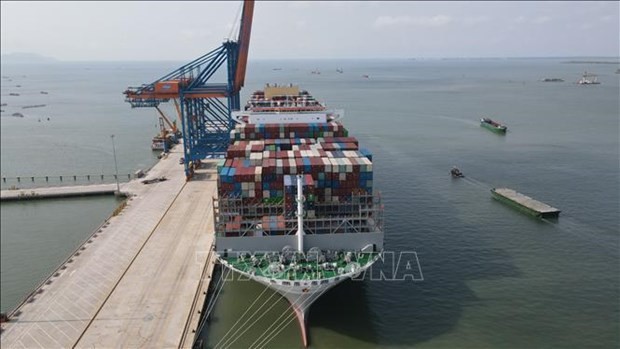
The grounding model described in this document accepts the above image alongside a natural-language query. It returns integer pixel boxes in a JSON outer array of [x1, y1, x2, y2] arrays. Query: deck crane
[[124, 0, 254, 179]]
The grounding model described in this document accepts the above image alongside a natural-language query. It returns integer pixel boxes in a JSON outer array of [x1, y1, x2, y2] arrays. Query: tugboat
[[450, 166, 464, 178], [480, 117, 507, 134]]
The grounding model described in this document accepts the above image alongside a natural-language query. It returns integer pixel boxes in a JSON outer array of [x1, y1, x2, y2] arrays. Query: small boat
[[480, 117, 507, 133], [362, 74, 369, 79], [336, 68, 343, 73], [541, 78, 564, 82], [450, 167, 464, 178], [577, 71, 601, 85]]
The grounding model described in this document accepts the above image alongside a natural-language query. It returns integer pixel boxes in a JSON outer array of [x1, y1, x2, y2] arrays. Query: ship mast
[[296, 174, 305, 252]]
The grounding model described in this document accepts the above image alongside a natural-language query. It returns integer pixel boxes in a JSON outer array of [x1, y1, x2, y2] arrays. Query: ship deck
[[221, 251, 377, 281]]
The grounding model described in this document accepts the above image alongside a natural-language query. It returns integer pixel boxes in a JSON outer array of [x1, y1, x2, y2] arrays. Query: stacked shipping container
[[217, 121, 374, 234]]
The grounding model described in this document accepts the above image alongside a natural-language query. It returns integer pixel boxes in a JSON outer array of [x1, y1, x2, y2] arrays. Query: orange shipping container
[[154, 80, 180, 94]]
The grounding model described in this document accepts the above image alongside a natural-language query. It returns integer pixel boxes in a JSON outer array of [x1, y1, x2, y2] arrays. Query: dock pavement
[[1, 143, 218, 348]]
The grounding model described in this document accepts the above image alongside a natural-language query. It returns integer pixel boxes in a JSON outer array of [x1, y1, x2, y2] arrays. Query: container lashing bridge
[[124, 0, 254, 179]]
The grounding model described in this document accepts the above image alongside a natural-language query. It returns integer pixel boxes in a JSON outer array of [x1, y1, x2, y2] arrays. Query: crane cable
[[215, 283, 283, 349], [194, 266, 231, 339], [227, 1, 244, 41], [212, 282, 274, 348], [247, 288, 327, 349]]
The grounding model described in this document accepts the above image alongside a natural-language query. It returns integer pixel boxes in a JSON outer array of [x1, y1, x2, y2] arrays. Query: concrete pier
[[1, 183, 120, 201], [0, 144, 219, 348]]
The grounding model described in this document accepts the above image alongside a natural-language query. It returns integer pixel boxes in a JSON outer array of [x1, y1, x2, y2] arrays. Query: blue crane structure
[[124, 0, 254, 179]]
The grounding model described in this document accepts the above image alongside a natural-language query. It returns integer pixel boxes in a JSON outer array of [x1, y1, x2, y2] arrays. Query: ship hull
[[218, 254, 378, 347], [480, 121, 507, 134]]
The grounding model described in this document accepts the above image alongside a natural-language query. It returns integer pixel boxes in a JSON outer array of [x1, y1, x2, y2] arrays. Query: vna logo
[[354, 251, 424, 282]]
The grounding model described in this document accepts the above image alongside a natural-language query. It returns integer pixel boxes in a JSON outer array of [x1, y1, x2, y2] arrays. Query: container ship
[[213, 84, 384, 347]]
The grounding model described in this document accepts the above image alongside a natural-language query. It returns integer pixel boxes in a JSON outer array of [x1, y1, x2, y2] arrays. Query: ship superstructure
[[213, 84, 384, 347]]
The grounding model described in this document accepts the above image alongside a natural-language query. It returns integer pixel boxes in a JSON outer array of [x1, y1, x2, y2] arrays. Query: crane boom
[[154, 106, 177, 133], [233, 0, 254, 92], [123, 0, 255, 178]]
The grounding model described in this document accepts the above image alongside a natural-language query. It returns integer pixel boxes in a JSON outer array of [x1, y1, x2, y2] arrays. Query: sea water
[[1, 58, 618, 348]]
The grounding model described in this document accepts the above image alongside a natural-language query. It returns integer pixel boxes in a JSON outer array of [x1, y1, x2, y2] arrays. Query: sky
[[1, 1, 618, 61]]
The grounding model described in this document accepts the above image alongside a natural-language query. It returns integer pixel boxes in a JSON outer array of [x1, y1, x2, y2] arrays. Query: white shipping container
[[343, 158, 352, 173], [322, 157, 332, 172]]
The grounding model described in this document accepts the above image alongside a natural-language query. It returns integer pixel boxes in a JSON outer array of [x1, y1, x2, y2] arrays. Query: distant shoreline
[[562, 60, 620, 65]]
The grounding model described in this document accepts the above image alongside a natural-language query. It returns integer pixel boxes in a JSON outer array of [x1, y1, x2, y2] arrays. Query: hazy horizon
[[1, 1, 618, 62], [2, 51, 619, 64]]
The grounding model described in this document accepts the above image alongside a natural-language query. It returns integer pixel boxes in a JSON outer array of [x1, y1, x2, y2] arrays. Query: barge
[[491, 188, 560, 219]]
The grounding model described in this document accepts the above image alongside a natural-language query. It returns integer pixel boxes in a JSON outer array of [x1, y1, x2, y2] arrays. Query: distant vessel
[[311, 69, 321, 75], [336, 68, 343, 73], [362, 74, 369, 79], [22, 104, 46, 109], [450, 166, 464, 178], [480, 117, 507, 133], [541, 78, 564, 82], [272, 68, 282, 71], [615, 68, 620, 74], [577, 71, 600, 85]]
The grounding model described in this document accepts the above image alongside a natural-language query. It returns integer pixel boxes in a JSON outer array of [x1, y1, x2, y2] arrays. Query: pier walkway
[[1, 183, 120, 201], [0, 144, 219, 348]]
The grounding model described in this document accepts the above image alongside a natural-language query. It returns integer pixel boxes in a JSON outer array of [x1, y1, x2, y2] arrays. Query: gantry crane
[[124, 0, 254, 179]]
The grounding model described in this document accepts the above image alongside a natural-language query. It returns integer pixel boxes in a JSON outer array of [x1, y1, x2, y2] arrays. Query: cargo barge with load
[[213, 84, 384, 347], [491, 188, 560, 219], [481, 117, 507, 133]]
